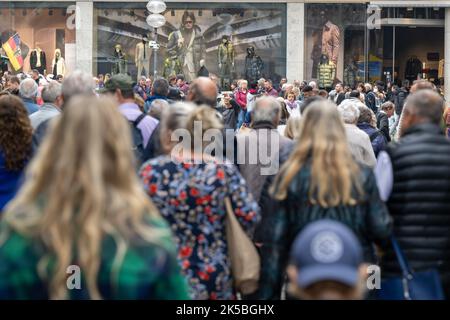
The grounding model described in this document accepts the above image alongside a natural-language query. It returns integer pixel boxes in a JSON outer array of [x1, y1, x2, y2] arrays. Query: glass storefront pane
[[94, 2, 286, 89], [368, 7, 445, 86], [305, 3, 366, 89], [0, 2, 76, 76]]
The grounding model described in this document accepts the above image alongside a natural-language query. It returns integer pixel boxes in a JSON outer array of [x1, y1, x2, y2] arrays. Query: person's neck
[[120, 98, 135, 105]]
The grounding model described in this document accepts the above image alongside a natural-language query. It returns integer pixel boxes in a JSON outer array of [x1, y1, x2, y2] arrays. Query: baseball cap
[[99, 74, 134, 93], [290, 220, 363, 288]]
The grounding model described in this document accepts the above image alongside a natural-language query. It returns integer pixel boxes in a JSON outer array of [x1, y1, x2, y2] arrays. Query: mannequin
[[321, 14, 340, 66], [245, 46, 263, 85], [166, 11, 206, 82], [112, 44, 127, 75], [343, 57, 359, 88], [135, 35, 151, 82], [317, 54, 335, 89], [0, 48, 8, 73], [30, 46, 46, 75], [218, 35, 235, 90], [51, 48, 66, 78]]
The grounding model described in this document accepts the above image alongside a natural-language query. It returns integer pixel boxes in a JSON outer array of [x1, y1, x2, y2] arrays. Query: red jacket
[[235, 89, 248, 109]]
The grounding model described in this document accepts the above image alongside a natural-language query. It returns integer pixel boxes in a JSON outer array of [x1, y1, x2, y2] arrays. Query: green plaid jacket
[[0, 217, 190, 300]]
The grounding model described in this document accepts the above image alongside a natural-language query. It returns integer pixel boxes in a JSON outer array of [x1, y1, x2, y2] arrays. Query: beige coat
[[322, 21, 340, 65], [344, 124, 376, 168]]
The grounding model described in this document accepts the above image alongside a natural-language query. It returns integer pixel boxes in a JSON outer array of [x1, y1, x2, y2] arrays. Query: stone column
[[445, 8, 450, 101], [286, 2, 305, 82], [76, 1, 94, 75]]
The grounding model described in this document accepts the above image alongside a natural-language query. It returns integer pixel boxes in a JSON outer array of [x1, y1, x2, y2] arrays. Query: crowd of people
[[0, 68, 450, 300]]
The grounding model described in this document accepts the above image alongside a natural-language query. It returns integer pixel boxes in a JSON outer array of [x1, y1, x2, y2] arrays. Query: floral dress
[[140, 156, 260, 300]]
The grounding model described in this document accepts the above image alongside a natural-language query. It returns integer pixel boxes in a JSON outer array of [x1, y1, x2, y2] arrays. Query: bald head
[[410, 79, 436, 93], [402, 89, 444, 132], [187, 77, 218, 108]]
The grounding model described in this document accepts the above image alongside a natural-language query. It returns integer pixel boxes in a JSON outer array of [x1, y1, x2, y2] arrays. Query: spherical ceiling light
[[146, 13, 166, 28], [146, 0, 167, 14]]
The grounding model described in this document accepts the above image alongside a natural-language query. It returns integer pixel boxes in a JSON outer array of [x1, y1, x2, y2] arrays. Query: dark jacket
[[335, 92, 346, 105], [394, 88, 408, 116], [0, 151, 25, 211], [382, 123, 450, 294], [29, 50, 46, 71], [357, 122, 387, 157], [376, 111, 391, 143], [365, 91, 377, 114], [256, 161, 392, 299]]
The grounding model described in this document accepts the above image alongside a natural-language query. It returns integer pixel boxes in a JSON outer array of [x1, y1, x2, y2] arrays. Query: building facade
[[1, 0, 450, 98]]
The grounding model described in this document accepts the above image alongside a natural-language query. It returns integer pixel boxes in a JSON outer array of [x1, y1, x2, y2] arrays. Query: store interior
[[0, 5, 76, 75], [378, 26, 444, 85]]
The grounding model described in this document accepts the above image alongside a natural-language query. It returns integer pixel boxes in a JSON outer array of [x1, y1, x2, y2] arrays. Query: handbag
[[377, 236, 445, 300], [224, 196, 260, 295]]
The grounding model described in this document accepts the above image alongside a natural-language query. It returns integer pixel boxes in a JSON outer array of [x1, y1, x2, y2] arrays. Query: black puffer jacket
[[382, 123, 450, 295]]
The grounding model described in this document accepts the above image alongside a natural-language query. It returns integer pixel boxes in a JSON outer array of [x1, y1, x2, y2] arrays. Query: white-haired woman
[[337, 99, 376, 168]]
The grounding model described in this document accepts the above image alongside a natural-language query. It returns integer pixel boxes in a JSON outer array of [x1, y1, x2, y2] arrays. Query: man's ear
[[358, 263, 369, 281]]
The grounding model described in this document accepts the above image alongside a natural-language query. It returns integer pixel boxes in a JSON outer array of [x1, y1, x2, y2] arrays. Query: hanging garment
[[405, 57, 422, 82], [51, 49, 66, 77], [439, 59, 444, 79], [30, 49, 46, 74], [322, 21, 340, 65], [317, 62, 336, 89]]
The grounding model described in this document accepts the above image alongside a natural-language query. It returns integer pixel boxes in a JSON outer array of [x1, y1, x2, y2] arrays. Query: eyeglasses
[[185, 20, 193, 24]]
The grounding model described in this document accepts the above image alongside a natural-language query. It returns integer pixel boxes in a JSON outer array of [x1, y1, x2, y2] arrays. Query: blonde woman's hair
[[271, 101, 363, 206], [284, 116, 301, 140], [185, 105, 223, 151], [2, 96, 165, 299]]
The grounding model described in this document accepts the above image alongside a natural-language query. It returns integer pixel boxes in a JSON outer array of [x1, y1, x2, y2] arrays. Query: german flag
[[2, 33, 24, 71]]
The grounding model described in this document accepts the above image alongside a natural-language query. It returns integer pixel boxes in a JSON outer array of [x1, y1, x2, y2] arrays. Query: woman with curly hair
[[0, 95, 33, 211]]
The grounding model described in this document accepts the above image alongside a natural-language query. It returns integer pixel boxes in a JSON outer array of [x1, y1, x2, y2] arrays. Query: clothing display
[[112, 44, 127, 75], [30, 48, 47, 75], [167, 24, 206, 83], [162, 57, 183, 78], [51, 48, 66, 77], [317, 55, 336, 89], [245, 46, 263, 85], [218, 36, 235, 90], [322, 20, 340, 65], [439, 59, 444, 79], [135, 38, 151, 81], [343, 61, 358, 88], [0, 49, 8, 72], [405, 56, 422, 82]]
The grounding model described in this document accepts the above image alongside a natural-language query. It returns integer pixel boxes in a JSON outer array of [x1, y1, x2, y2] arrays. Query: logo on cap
[[310, 231, 343, 263]]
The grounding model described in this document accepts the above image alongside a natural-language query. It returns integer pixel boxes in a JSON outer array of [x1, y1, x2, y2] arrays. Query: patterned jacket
[[317, 62, 335, 89]]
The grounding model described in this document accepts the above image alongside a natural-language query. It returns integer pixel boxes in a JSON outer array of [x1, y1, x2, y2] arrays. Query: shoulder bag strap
[[391, 236, 412, 277]]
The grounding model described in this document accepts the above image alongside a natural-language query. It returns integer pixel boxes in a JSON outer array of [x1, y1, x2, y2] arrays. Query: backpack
[[129, 113, 147, 167]]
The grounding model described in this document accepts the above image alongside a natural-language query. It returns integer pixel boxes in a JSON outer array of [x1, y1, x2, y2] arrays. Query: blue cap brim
[[297, 264, 359, 288]]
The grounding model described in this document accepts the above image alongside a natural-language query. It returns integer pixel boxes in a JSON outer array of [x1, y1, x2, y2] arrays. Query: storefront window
[[94, 2, 286, 89], [305, 3, 366, 89], [368, 7, 445, 86], [0, 2, 76, 77]]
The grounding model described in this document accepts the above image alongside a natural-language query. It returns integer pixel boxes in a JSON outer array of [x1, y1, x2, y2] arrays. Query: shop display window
[[0, 2, 76, 77], [305, 3, 366, 89], [94, 2, 287, 89]]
